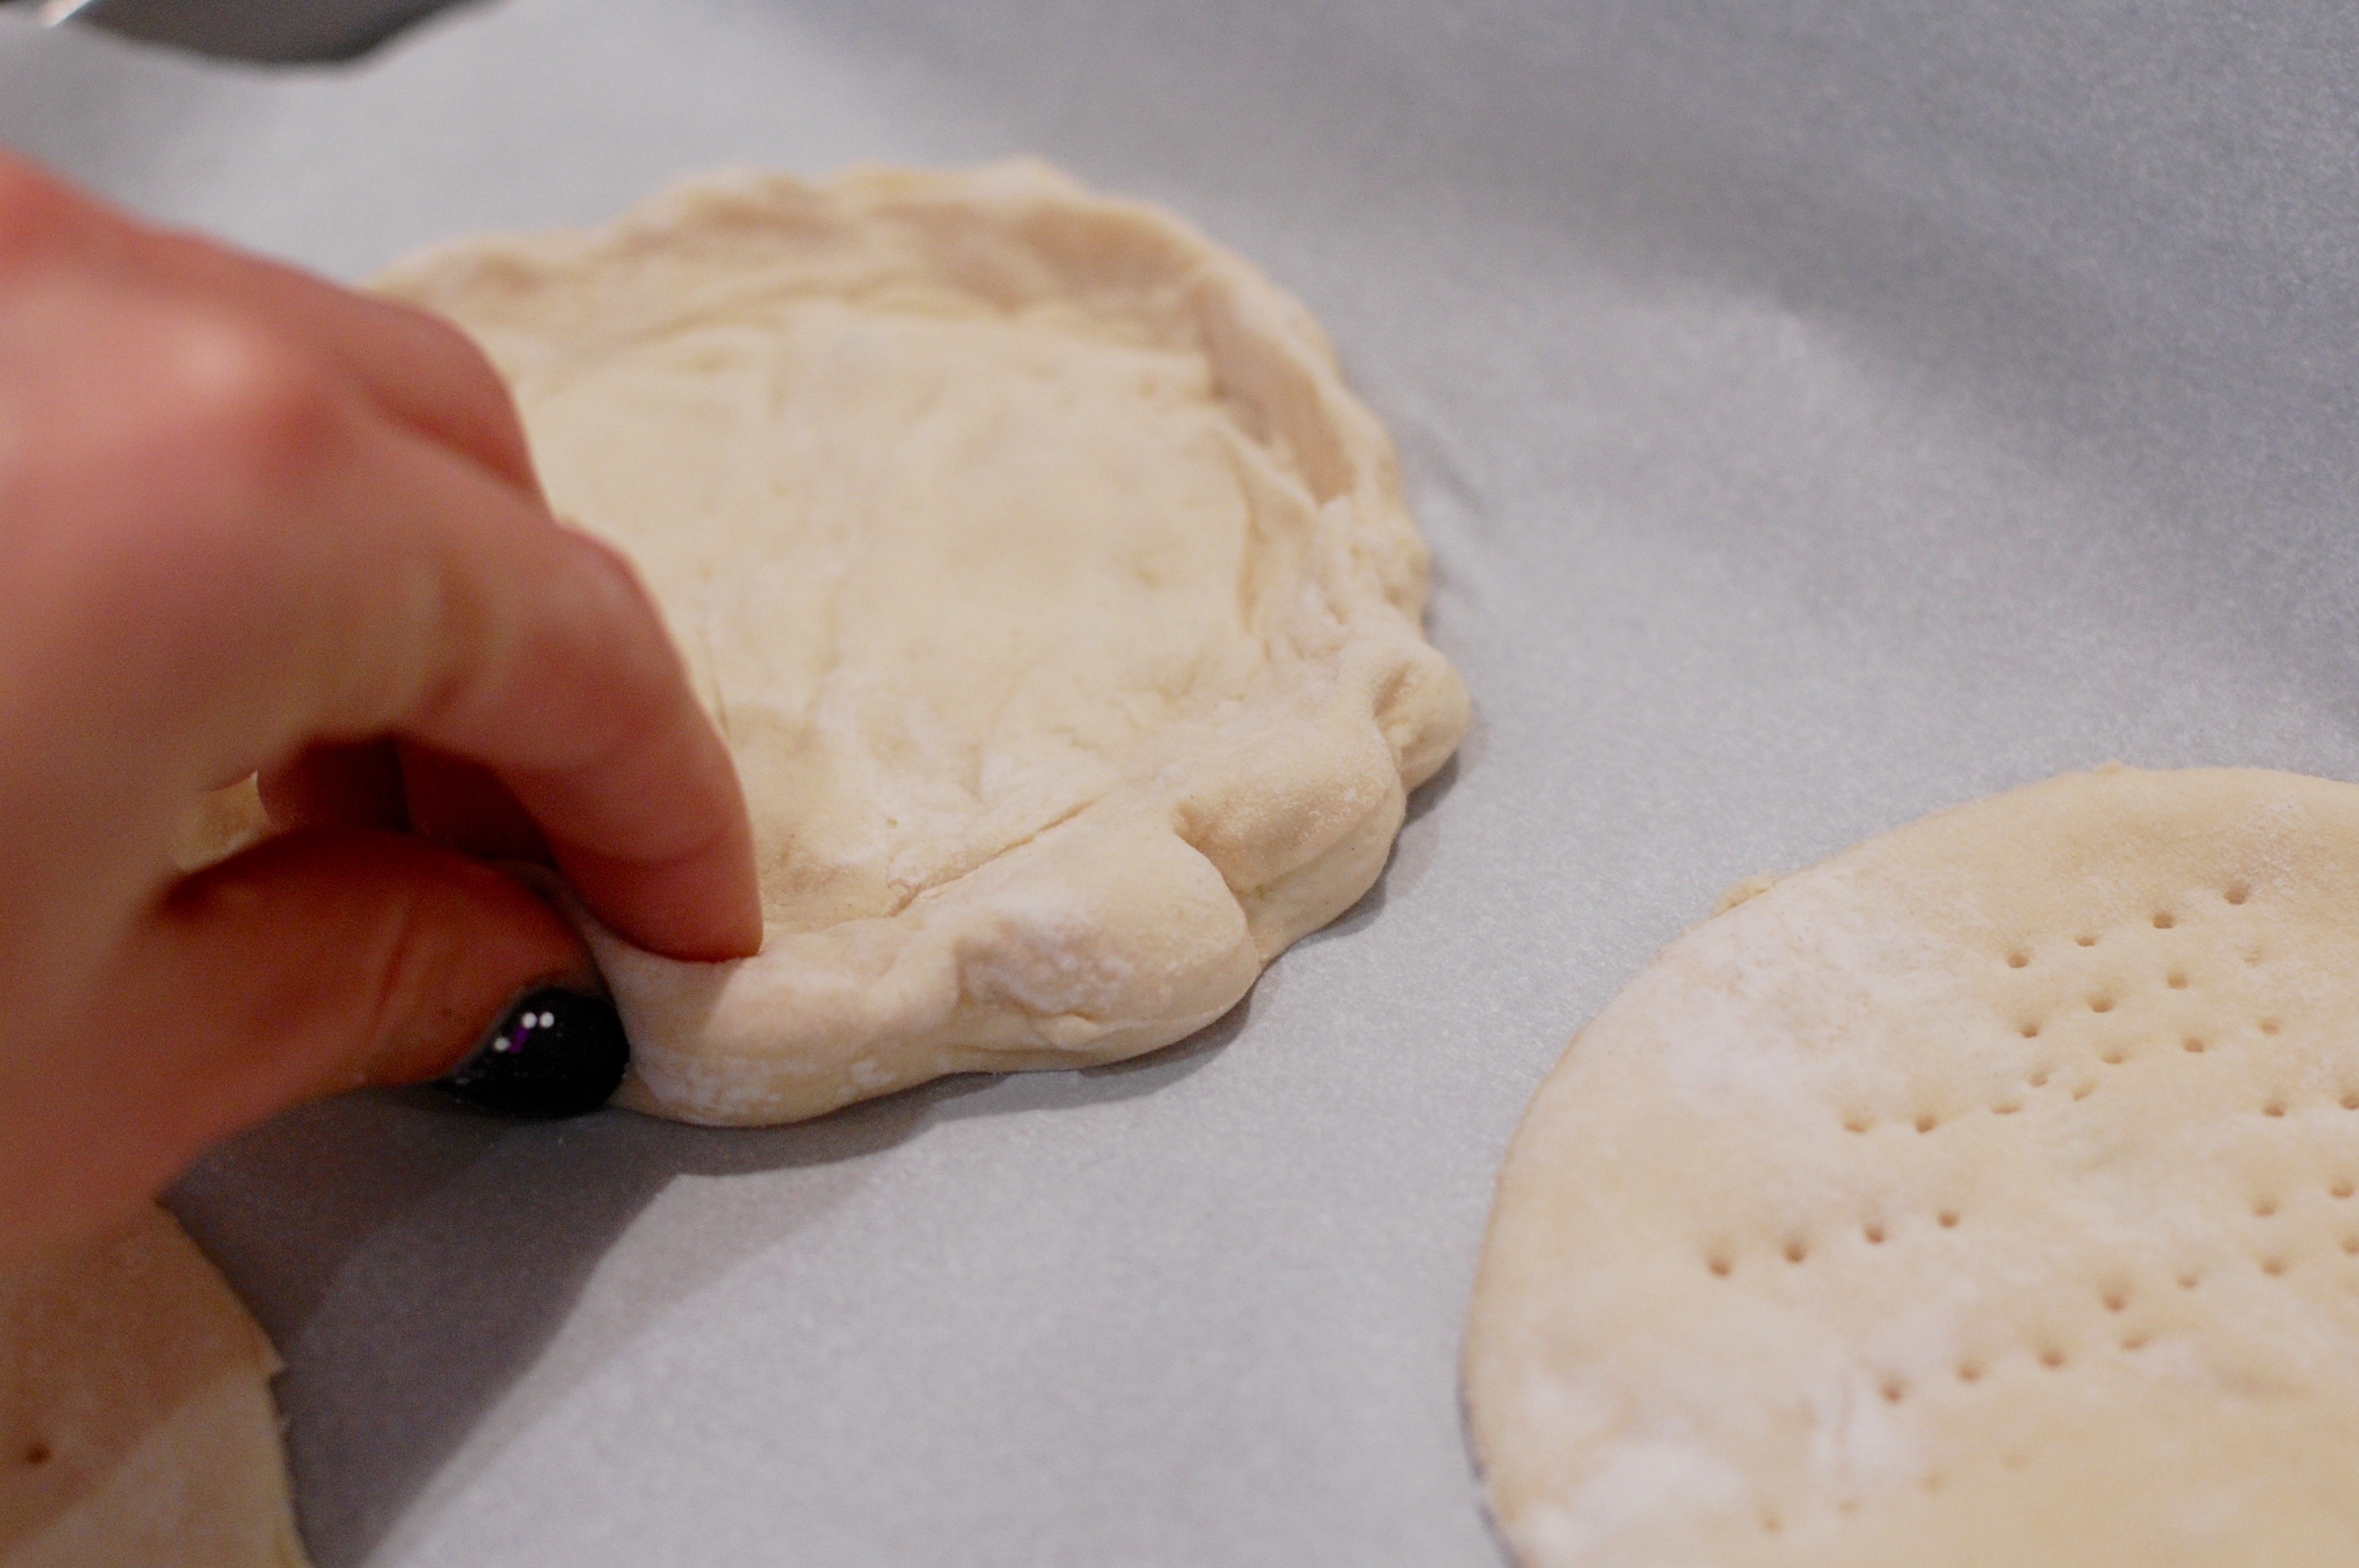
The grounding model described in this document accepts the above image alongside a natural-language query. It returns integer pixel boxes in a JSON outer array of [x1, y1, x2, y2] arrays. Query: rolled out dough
[[1, 1207, 306, 1567], [1467, 766, 2359, 1566], [376, 161, 1467, 1124]]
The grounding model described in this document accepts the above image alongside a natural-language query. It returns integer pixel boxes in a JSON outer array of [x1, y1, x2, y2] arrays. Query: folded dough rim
[[376, 161, 1469, 1125]]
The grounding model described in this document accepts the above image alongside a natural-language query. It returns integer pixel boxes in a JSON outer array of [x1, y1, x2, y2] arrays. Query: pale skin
[[0, 152, 765, 1264]]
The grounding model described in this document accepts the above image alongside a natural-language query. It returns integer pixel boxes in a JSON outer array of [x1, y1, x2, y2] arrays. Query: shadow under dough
[[165, 985, 1245, 1566], [170, 1074, 959, 1564], [1296, 751, 1463, 951], [162, 750, 1446, 1565]]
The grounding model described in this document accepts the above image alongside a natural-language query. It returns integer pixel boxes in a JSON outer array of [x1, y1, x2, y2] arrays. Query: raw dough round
[[376, 162, 1467, 1125], [1466, 766, 2359, 1566], [1, 1208, 305, 1567]]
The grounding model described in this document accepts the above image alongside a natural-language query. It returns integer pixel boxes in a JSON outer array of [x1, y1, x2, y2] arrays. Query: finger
[[0, 151, 542, 500], [9, 260, 761, 960], [168, 347, 761, 960], [317, 434, 761, 959], [397, 742, 549, 860], [257, 740, 409, 832], [4, 829, 598, 1257]]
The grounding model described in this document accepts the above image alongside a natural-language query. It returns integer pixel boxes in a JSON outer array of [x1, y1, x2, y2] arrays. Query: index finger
[[323, 424, 769, 960], [27, 286, 767, 961]]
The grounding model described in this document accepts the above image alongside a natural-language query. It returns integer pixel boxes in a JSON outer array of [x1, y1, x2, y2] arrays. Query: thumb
[[70, 831, 622, 1228]]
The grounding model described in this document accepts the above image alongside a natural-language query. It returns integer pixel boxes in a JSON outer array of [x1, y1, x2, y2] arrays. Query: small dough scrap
[[376, 161, 1467, 1124], [169, 777, 272, 874], [1467, 767, 2359, 1566], [2, 1208, 307, 1567], [1709, 872, 1779, 918]]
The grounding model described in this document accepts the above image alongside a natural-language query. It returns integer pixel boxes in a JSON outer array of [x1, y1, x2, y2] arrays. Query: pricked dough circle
[[375, 162, 1467, 1124], [1466, 767, 2359, 1566]]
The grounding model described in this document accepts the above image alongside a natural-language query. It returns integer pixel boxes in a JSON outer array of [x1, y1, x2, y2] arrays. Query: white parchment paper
[[5, 2, 2357, 1562]]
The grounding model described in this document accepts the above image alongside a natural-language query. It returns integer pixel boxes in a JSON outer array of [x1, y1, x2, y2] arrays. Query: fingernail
[[437, 987, 629, 1120]]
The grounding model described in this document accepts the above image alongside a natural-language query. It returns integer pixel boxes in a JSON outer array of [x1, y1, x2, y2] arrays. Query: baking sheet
[[6, 1, 2358, 1562]]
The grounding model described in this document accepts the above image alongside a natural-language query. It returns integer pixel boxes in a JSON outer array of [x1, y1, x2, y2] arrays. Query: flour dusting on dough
[[376, 162, 1466, 1124], [1469, 767, 2359, 1566]]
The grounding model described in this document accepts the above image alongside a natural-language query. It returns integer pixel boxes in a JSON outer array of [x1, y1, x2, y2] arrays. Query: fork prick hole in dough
[[2226, 884, 2251, 905], [2262, 1018, 2282, 1036], [20, 1442, 49, 1467], [1783, 1239, 1808, 1264], [2334, 1179, 2355, 1200], [2089, 996, 2114, 1013], [2076, 934, 2099, 947], [1915, 1112, 1939, 1134], [2153, 912, 2175, 928], [2006, 949, 2030, 968], [1464, 769, 2359, 1562]]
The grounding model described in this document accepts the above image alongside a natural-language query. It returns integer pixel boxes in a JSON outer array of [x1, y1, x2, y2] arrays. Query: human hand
[[0, 152, 764, 1263]]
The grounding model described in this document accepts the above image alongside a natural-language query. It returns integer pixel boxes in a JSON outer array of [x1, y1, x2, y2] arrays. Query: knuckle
[[153, 314, 347, 498], [392, 298, 489, 372], [570, 533, 683, 697], [381, 299, 537, 473], [83, 322, 346, 652], [368, 293, 500, 399], [569, 527, 652, 606]]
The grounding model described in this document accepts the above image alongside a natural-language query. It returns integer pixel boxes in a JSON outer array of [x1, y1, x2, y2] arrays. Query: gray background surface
[[4, 2, 2357, 1563]]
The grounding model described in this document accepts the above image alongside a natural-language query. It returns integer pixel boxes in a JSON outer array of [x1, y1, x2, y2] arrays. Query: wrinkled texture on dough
[[1467, 766, 2359, 1567], [1, 1208, 307, 1568], [376, 161, 1467, 1124]]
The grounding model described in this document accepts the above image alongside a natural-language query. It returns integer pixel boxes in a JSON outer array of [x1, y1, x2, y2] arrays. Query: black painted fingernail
[[438, 988, 629, 1120]]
